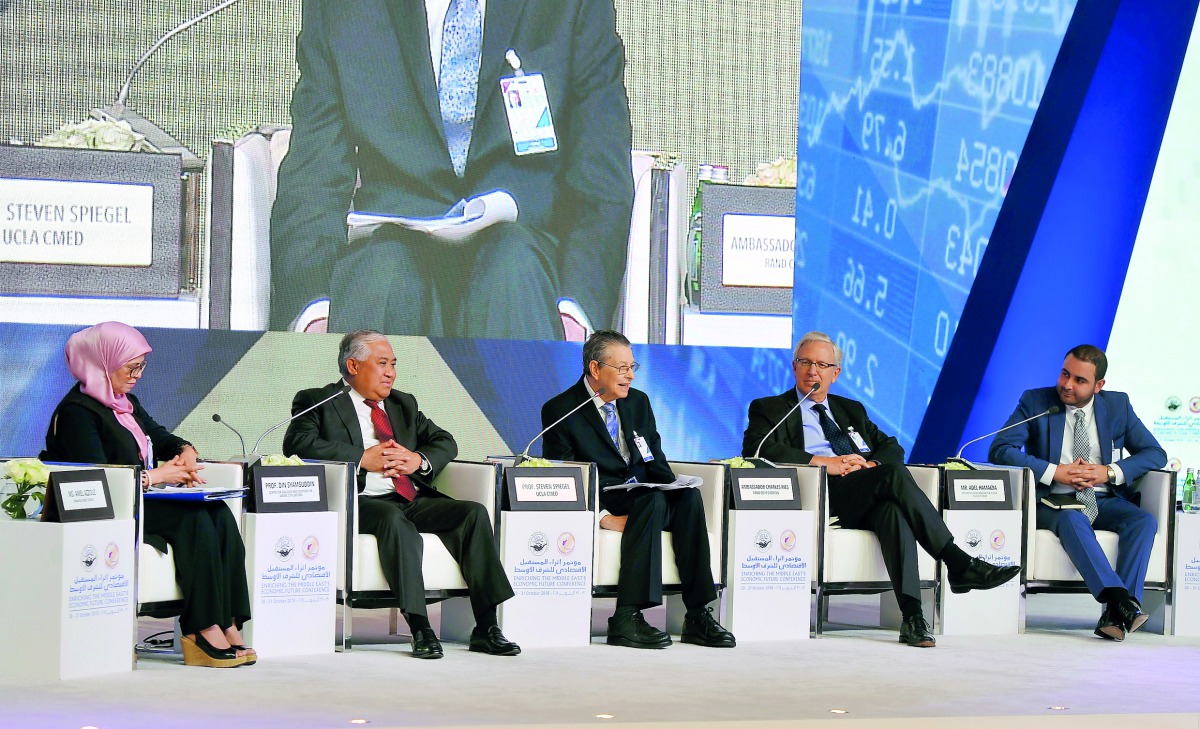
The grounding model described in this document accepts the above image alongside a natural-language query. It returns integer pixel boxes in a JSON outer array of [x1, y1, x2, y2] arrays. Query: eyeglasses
[[794, 358, 838, 371], [597, 360, 641, 376], [121, 361, 148, 377]]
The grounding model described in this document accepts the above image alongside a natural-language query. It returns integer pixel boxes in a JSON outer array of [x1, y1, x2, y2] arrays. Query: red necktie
[[365, 399, 417, 502]]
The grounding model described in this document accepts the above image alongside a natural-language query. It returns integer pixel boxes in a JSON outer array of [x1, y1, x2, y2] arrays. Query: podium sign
[[1172, 514, 1200, 636], [251, 465, 328, 513], [497, 510, 594, 647], [503, 467, 585, 511], [940, 469, 1022, 635], [0, 519, 135, 680], [242, 511, 337, 657], [724, 509, 814, 641]]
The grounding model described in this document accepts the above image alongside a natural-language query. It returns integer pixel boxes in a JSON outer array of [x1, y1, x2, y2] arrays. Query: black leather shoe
[[469, 626, 521, 656], [607, 610, 671, 649], [1112, 596, 1148, 634], [1094, 606, 1126, 641], [411, 627, 444, 659], [898, 614, 936, 647], [680, 606, 736, 648], [948, 558, 1021, 594]]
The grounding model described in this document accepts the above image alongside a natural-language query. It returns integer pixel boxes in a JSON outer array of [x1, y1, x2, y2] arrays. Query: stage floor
[[2, 593, 1199, 729]]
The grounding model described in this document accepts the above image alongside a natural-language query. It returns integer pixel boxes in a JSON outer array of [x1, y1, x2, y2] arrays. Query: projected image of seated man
[[269, 0, 633, 340], [988, 344, 1166, 642], [742, 331, 1020, 648]]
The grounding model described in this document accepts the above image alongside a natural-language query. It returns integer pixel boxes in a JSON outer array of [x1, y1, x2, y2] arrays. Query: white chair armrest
[[432, 461, 501, 524], [1133, 470, 1173, 539], [668, 461, 727, 535], [905, 465, 939, 507]]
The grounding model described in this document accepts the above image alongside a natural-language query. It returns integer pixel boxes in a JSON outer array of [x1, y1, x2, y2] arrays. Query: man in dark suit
[[269, 0, 633, 339], [283, 330, 518, 658], [989, 344, 1166, 641], [540, 330, 735, 649], [742, 331, 1019, 647]]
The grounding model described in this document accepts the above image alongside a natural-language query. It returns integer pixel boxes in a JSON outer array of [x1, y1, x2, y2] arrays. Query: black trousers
[[144, 500, 251, 635], [603, 486, 717, 611], [828, 463, 953, 604], [358, 492, 515, 620], [330, 221, 560, 340]]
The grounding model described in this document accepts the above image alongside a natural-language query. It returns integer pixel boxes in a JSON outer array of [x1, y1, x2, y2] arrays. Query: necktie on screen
[[365, 399, 417, 502], [602, 402, 620, 449], [813, 404, 857, 457], [1072, 410, 1099, 524], [439, 0, 482, 177]]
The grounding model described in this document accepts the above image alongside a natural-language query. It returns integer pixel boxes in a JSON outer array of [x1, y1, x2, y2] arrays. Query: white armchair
[[1022, 468, 1174, 633], [323, 459, 503, 649], [780, 463, 940, 634], [590, 461, 727, 632]]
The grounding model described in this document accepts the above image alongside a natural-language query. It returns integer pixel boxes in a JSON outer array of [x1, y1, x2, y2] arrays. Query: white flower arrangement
[[35, 119, 156, 153], [743, 156, 797, 187], [715, 457, 757, 469], [516, 457, 554, 467], [2, 458, 50, 519], [259, 454, 306, 467]]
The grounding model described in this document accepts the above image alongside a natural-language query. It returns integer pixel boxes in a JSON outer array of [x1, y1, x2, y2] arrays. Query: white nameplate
[[513, 476, 577, 502], [721, 213, 795, 288], [260, 476, 322, 504], [954, 479, 1006, 502], [60, 481, 108, 511], [738, 478, 795, 501], [0, 177, 154, 266]]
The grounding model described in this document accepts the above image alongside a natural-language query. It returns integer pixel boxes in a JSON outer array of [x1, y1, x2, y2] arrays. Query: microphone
[[251, 385, 351, 456], [211, 413, 247, 457], [751, 383, 820, 466], [952, 405, 1062, 463], [514, 387, 607, 465], [91, 0, 242, 166]]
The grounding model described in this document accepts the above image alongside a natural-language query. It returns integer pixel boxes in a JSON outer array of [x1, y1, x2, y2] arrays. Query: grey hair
[[793, 330, 844, 366], [338, 329, 388, 378], [582, 330, 631, 375]]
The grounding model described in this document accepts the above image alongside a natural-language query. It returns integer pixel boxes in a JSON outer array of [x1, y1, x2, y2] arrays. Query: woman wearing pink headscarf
[[42, 322, 255, 668]]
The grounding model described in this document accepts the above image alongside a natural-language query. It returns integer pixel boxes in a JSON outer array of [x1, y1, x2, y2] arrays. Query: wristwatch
[[1106, 465, 1116, 483]]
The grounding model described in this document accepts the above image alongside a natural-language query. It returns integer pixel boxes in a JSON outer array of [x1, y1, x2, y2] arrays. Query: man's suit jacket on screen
[[270, 0, 634, 329], [541, 379, 675, 511], [988, 387, 1166, 501], [282, 381, 458, 495], [742, 389, 907, 465]]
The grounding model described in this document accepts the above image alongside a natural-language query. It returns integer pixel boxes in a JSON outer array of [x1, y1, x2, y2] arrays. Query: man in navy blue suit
[[989, 344, 1166, 641]]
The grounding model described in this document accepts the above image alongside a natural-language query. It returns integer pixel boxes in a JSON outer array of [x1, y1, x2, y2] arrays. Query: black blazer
[[742, 389, 906, 465], [269, 0, 634, 329], [540, 379, 675, 513], [41, 384, 190, 467], [282, 381, 458, 495]]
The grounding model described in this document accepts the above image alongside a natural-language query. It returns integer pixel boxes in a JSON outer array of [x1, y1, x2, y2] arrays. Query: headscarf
[[64, 321, 153, 466]]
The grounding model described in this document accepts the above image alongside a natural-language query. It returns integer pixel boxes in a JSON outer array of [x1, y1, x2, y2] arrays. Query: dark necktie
[[1071, 410, 1099, 524], [813, 403, 857, 457], [365, 399, 417, 502], [439, 0, 482, 177]]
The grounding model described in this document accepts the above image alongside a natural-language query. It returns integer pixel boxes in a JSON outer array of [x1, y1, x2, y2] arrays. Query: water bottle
[[685, 164, 713, 306], [1184, 468, 1197, 513]]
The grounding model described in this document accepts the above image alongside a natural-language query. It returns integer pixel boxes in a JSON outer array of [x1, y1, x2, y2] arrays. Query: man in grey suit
[[270, 0, 633, 339]]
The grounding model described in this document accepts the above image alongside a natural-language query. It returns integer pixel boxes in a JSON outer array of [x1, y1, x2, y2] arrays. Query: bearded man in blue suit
[[989, 344, 1166, 641]]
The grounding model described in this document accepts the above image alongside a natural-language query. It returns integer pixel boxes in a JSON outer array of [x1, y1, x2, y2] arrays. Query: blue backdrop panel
[[435, 338, 799, 462], [913, 0, 1199, 462], [0, 323, 262, 457]]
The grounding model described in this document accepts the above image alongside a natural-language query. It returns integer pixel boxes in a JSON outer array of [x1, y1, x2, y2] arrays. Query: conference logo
[[990, 529, 1006, 550], [302, 535, 320, 560], [779, 529, 797, 552], [104, 542, 120, 569], [557, 531, 576, 555], [1191, 397, 1200, 414], [275, 536, 295, 562], [528, 532, 549, 556], [80, 545, 97, 572], [1165, 396, 1182, 412], [754, 529, 773, 553], [965, 529, 983, 550]]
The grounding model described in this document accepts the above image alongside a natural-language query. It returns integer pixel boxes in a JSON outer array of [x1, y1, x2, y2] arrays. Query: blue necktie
[[602, 402, 620, 449], [813, 404, 857, 457], [439, 0, 482, 177]]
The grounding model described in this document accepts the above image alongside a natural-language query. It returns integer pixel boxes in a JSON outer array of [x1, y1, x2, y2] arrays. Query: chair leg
[[340, 593, 354, 652], [815, 587, 827, 636], [388, 607, 399, 636]]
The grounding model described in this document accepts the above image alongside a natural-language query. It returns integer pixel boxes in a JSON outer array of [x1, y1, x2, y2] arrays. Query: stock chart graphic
[[793, 0, 1077, 452]]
